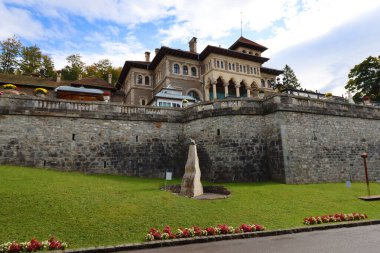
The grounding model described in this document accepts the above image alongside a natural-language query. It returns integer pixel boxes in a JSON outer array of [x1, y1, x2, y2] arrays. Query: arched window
[[243, 66, 246, 73], [217, 61, 220, 68], [261, 79, 265, 88], [242, 50, 247, 53], [141, 99, 146, 105], [173, 64, 180, 74], [228, 63, 231, 70], [254, 68, 257, 75], [187, 90, 200, 101], [183, 65, 189, 75], [267, 80, 271, 88], [232, 64, 235, 71], [191, 67, 197, 76], [145, 76, 149, 85], [137, 75, 142, 84], [249, 51, 253, 55], [221, 61, 224, 69]]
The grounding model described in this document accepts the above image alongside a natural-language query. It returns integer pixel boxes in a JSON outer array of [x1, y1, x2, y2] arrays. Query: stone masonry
[[0, 94, 379, 183]]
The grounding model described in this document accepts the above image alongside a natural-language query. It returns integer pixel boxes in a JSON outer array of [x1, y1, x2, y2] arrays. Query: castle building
[[116, 36, 283, 106]]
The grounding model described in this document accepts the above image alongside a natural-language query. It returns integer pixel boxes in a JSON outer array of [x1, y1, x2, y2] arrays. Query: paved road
[[126, 224, 380, 253]]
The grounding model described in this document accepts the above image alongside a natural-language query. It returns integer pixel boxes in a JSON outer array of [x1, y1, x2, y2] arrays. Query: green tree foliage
[[110, 66, 122, 85], [86, 59, 112, 80], [41, 55, 55, 78], [86, 59, 121, 85], [345, 56, 380, 102], [61, 54, 85, 80], [19, 45, 42, 74], [282, 64, 301, 90], [0, 36, 22, 74]]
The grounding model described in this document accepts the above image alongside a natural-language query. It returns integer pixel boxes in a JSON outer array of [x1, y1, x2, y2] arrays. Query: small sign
[[166, 172, 172, 181], [346, 180, 351, 188]]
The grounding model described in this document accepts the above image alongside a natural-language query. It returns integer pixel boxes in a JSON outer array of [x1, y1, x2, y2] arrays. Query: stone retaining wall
[[0, 94, 379, 183]]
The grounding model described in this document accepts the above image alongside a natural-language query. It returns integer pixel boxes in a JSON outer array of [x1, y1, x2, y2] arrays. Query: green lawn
[[1, 165, 379, 248]]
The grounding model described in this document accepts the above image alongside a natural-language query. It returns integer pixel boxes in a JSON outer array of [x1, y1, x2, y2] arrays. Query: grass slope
[[1, 165, 379, 248]]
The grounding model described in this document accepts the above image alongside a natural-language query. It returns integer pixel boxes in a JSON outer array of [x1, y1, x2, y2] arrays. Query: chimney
[[155, 48, 159, 55], [56, 71, 61, 82], [189, 37, 197, 53], [108, 73, 112, 84], [145, 51, 150, 62], [78, 74, 82, 80]]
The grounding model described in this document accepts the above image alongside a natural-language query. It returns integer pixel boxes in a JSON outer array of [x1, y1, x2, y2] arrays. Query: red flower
[[163, 226, 171, 234], [240, 224, 252, 232], [205, 227, 217, 235], [27, 238, 42, 252], [217, 224, 229, 234], [193, 226, 203, 236], [9, 242, 21, 253]]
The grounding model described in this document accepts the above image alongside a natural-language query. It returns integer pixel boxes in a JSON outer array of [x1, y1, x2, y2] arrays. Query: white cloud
[[52, 34, 146, 69], [0, 2, 45, 40], [262, 0, 380, 55]]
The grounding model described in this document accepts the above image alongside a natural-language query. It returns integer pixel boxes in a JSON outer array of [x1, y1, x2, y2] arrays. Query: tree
[[41, 55, 55, 77], [282, 64, 301, 90], [61, 54, 85, 80], [0, 36, 22, 73], [19, 45, 42, 74], [85, 59, 121, 85], [345, 56, 380, 103], [85, 59, 112, 80]]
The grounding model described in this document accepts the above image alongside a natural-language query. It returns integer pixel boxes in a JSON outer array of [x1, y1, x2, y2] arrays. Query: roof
[[199, 45, 269, 63], [260, 67, 283, 75], [0, 73, 70, 88], [54, 86, 104, 94], [154, 91, 196, 101], [71, 76, 115, 90], [229, 36, 268, 52], [149, 47, 199, 69], [116, 61, 150, 89]]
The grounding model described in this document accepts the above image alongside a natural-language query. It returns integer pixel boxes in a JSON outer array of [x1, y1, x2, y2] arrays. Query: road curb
[[62, 220, 380, 252]]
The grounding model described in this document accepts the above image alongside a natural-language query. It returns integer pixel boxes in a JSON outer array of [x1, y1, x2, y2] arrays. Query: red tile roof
[[71, 76, 115, 90], [229, 36, 267, 52], [0, 73, 69, 88]]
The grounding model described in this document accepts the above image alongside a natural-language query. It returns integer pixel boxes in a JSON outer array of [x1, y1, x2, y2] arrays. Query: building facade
[[116, 37, 283, 106]]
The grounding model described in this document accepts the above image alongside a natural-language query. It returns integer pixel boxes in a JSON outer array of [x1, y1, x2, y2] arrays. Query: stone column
[[235, 84, 241, 98], [224, 83, 229, 98], [204, 84, 210, 102], [212, 81, 217, 100], [246, 84, 251, 98]]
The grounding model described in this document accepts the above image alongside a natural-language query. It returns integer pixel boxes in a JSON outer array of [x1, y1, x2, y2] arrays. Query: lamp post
[[361, 152, 371, 196], [271, 77, 282, 90]]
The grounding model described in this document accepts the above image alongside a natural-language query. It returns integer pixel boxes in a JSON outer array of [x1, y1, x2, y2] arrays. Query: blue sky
[[1, 0, 380, 95]]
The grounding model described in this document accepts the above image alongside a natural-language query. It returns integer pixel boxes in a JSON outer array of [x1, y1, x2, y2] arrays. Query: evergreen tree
[[345, 56, 380, 102], [0, 36, 22, 74], [282, 64, 301, 90]]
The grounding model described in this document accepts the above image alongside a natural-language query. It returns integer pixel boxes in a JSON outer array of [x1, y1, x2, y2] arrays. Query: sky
[[0, 0, 380, 95]]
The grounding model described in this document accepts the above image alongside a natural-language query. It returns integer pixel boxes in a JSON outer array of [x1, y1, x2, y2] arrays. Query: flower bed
[[34, 88, 48, 95], [303, 213, 367, 225], [0, 237, 67, 253], [2, 84, 17, 90], [146, 223, 265, 241]]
